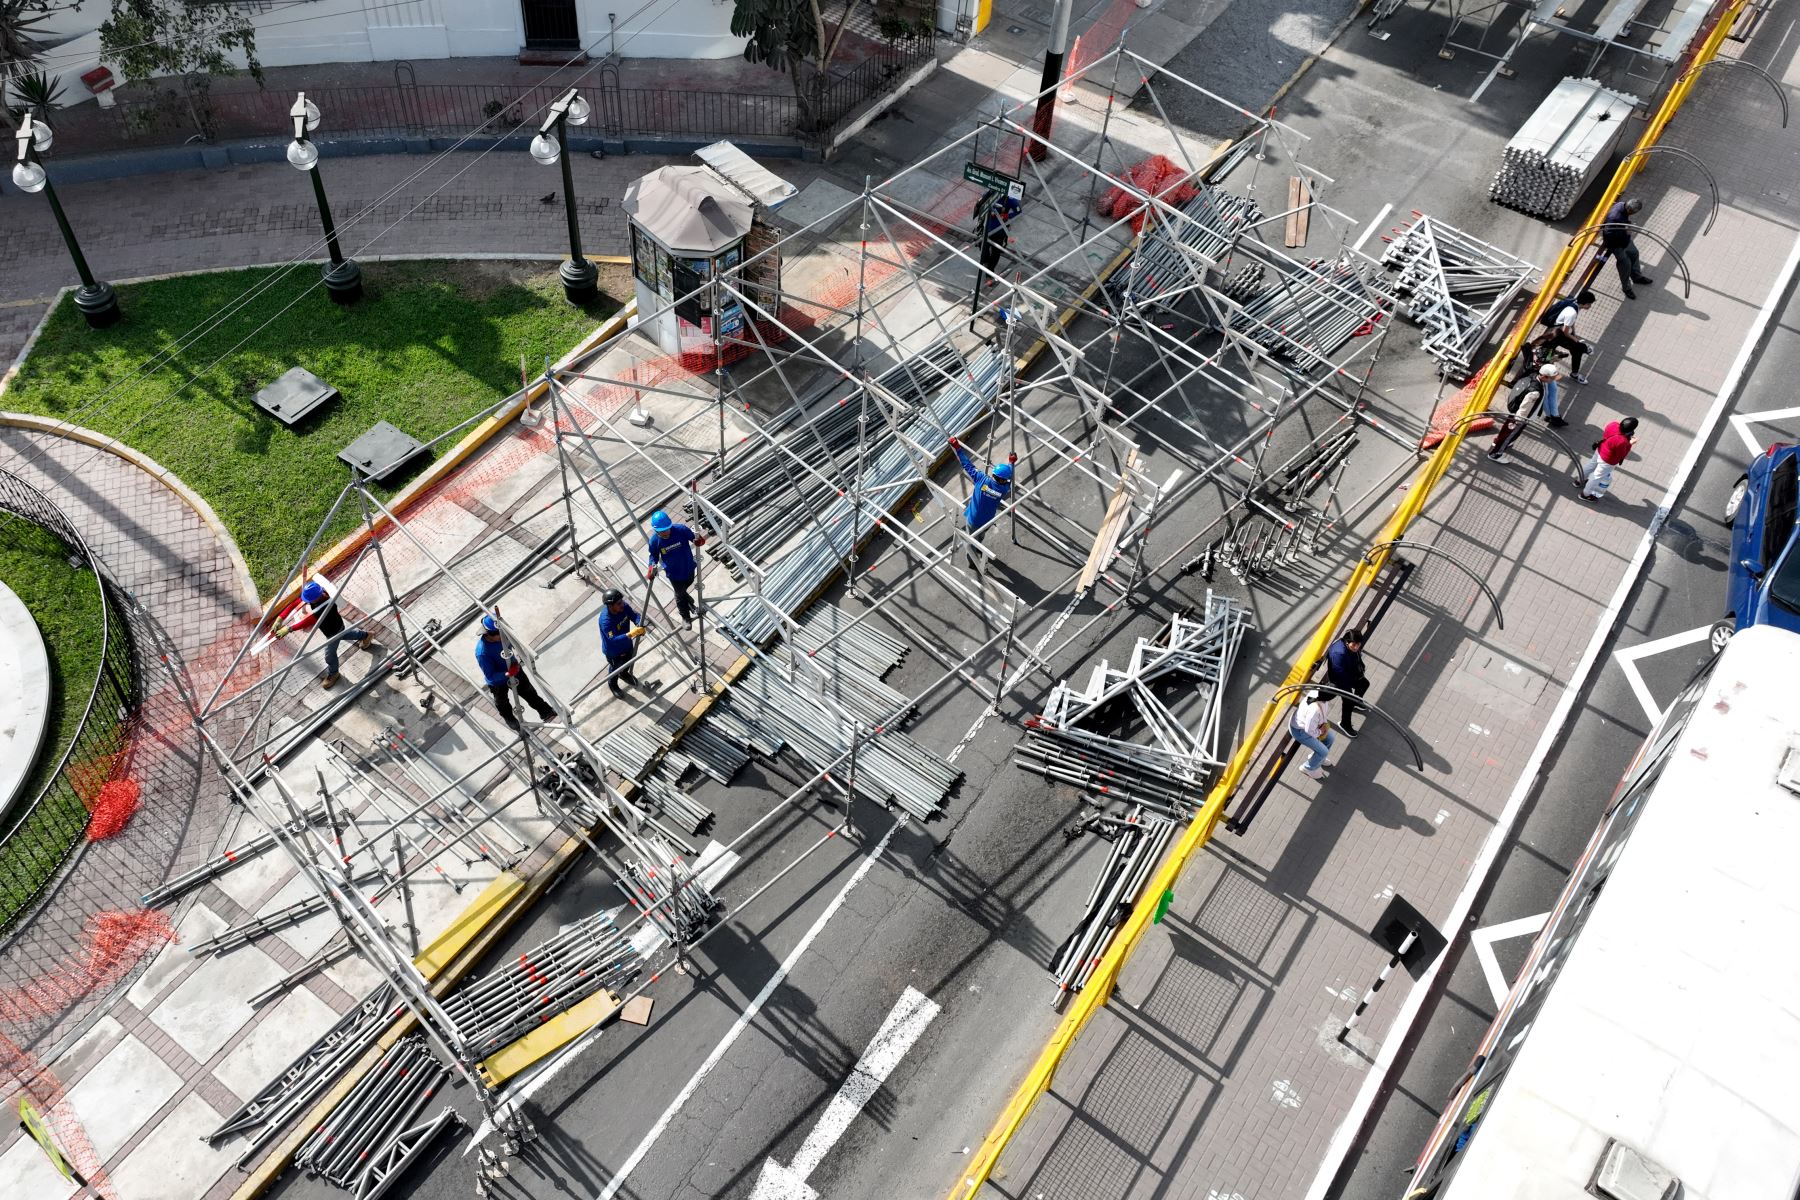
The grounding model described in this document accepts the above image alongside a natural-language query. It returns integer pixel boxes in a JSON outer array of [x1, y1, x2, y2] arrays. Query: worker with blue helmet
[[645, 508, 707, 626], [947, 435, 1016, 568], [598, 588, 646, 698], [475, 612, 556, 730], [275, 578, 372, 689]]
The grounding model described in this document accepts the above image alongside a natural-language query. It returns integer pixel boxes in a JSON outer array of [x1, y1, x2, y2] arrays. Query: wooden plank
[[479, 989, 625, 1087], [1078, 448, 1139, 591], [1293, 178, 1311, 247], [1285, 176, 1303, 247]]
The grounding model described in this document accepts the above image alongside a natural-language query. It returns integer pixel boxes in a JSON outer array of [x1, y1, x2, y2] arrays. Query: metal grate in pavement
[[1191, 864, 1292, 968], [1138, 949, 1247, 1062]]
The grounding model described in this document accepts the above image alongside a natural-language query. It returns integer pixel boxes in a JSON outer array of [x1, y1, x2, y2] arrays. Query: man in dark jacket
[[474, 614, 556, 730], [278, 579, 372, 689], [646, 509, 706, 626], [1325, 628, 1370, 736], [598, 588, 645, 697], [1601, 197, 1654, 300]]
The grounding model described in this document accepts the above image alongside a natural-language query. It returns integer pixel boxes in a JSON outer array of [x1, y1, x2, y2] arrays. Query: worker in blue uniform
[[948, 435, 1015, 568], [646, 509, 707, 626], [598, 588, 646, 697], [474, 614, 556, 730]]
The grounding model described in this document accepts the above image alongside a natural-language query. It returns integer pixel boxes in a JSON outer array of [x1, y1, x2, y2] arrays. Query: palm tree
[[0, 0, 56, 66]]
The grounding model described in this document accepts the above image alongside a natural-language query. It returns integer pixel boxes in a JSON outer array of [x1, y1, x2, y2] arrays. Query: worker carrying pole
[[597, 588, 648, 698], [949, 435, 1016, 569], [474, 614, 556, 732], [645, 509, 707, 627]]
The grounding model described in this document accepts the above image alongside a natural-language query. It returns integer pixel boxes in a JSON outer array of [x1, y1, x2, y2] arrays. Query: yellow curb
[[0, 410, 261, 613]]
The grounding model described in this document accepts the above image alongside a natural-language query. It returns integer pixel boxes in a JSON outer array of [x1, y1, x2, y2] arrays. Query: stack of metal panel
[[1226, 258, 1386, 370], [207, 985, 402, 1169], [1489, 77, 1640, 218], [442, 910, 642, 1056], [720, 345, 1002, 645], [1381, 213, 1537, 381], [1050, 811, 1177, 995], [1117, 186, 1262, 304], [294, 1036, 455, 1195]]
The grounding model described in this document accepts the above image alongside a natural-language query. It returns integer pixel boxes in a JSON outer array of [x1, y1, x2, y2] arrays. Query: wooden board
[[1284, 177, 1311, 248], [1078, 447, 1140, 591], [621, 995, 655, 1026]]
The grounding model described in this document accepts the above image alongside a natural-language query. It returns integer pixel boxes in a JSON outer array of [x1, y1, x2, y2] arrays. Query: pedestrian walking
[[645, 509, 706, 626], [1325, 629, 1371, 736], [1600, 197, 1654, 300], [1580, 416, 1638, 502], [1531, 290, 1596, 383], [948, 435, 1015, 568], [598, 588, 646, 697], [978, 194, 1020, 285], [276, 580, 373, 689], [1489, 363, 1567, 463], [474, 615, 556, 730], [1289, 689, 1335, 779]]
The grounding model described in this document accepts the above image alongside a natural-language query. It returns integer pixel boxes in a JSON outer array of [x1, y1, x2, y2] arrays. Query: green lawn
[[4, 260, 617, 597], [0, 516, 105, 928]]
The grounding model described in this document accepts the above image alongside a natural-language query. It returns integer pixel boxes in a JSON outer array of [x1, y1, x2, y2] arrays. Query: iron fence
[[0, 470, 140, 935]]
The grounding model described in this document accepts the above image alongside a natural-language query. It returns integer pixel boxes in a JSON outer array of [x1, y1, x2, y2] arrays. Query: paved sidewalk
[[971, 25, 1800, 1200]]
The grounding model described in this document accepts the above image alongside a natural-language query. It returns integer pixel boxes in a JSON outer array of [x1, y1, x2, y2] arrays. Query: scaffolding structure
[[127, 40, 1407, 1190]]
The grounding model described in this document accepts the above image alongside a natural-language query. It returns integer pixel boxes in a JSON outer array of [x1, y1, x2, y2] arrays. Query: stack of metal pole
[[1226, 259, 1386, 369], [720, 345, 1003, 645], [791, 601, 909, 676], [619, 833, 720, 943], [141, 802, 331, 908], [294, 1036, 450, 1190], [653, 712, 752, 783], [638, 761, 716, 835], [1050, 811, 1177, 995], [1489, 77, 1641, 218], [599, 724, 670, 782], [1016, 722, 1202, 818], [1380, 212, 1537, 381], [208, 985, 403, 1168], [441, 910, 642, 1056], [1266, 428, 1356, 513], [1117, 186, 1262, 305]]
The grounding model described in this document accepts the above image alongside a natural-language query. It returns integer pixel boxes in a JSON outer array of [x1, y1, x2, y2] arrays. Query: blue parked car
[[1718, 441, 1800, 649]]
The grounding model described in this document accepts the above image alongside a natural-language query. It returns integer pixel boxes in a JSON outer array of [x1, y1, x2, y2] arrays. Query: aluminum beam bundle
[[699, 694, 787, 759], [655, 710, 753, 783], [1117, 186, 1263, 304], [1225, 259, 1387, 371], [696, 340, 971, 564], [599, 724, 671, 782], [721, 345, 1003, 645], [791, 600, 909, 677], [1050, 810, 1177, 995], [1490, 77, 1641, 218], [638, 761, 717, 835], [207, 985, 403, 1167], [441, 909, 642, 1055], [295, 1035, 451, 1191], [355, 1107, 459, 1200], [726, 665, 961, 820], [1380, 212, 1538, 381]]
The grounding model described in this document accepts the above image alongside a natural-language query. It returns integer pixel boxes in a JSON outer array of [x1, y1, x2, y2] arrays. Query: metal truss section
[[1380, 212, 1538, 381]]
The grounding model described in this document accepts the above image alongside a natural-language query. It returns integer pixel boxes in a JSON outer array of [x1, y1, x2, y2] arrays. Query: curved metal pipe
[[1678, 57, 1789, 128], [1359, 539, 1506, 628], [1618, 146, 1720, 234], [1569, 224, 1693, 298], [1270, 682, 1427, 770]]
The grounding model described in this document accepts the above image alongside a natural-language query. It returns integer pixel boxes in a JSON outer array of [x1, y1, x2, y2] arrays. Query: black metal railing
[[0, 469, 139, 935]]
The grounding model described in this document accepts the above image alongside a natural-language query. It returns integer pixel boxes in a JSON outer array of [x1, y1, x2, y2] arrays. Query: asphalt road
[[1335, 247, 1800, 1200]]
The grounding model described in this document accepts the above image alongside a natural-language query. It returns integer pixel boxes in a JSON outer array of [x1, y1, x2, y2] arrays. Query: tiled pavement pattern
[[978, 37, 1800, 1200]]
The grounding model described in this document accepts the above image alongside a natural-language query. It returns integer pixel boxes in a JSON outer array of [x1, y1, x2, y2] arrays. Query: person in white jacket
[[1289, 689, 1335, 779]]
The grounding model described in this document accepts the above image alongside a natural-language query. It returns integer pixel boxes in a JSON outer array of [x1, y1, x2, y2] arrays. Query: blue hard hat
[[481, 615, 499, 633], [650, 509, 673, 532], [301, 581, 326, 604], [992, 461, 1014, 482]]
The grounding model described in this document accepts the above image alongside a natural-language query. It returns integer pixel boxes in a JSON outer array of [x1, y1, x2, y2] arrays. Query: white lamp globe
[[529, 132, 560, 165], [301, 98, 322, 132], [30, 122, 53, 152], [287, 138, 319, 170], [566, 94, 591, 126], [11, 160, 47, 193]]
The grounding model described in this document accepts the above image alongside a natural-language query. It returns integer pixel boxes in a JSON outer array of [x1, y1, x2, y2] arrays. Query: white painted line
[[594, 820, 901, 1200], [1612, 623, 1714, 726], [1469, 912, 1550, 1008], [751, 986, 941, 1200], [1728, 403, 1800, 457], [1303, 220, 1800, 1200], [1352, 202, 1395, 253]]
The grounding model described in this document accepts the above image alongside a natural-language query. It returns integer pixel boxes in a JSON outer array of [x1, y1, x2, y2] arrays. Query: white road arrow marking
[[1612, 623, 1713, 726], [1470, 912, 1549, 1008], [751, 986, 941, 1200], [1728, 404, 1800, 457]]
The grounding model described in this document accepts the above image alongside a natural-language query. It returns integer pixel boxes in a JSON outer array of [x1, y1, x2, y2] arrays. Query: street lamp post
[[529, 88, 599, 305], [286, 92, 363, 305], [12, 115, 121, 329]]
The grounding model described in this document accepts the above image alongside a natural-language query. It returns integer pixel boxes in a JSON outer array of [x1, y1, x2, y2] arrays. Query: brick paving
[[976, 32, 1800, 1200]]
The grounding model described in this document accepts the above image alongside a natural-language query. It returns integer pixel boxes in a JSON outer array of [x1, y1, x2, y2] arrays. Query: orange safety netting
[[1420, 360, 1499, 449], [1097, 155, 1199, 234], [0, 909, 176, 1028], [0, 1030, 114, 1199]]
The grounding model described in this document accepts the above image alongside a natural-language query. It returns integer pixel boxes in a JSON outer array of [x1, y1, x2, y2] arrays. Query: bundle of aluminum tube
[[208, 985, 402, 1168], [1380, 212, 1536, 381], [721, 345, 1002, 645], [295, 1036, 450, 1190], [620, 834, 720, 942], [1016, 721, 1202, 817], [696, 341, 971, 563], [1226, 258, 1385, 370], [723, 666, 961, 820], [638, 761, 716, 835], [1051, 810, 1177, 994], [442, 910, 642, 1055], [1489, 77, 1640, 218], [792, 600, 908, 676], [600, 724, 669, 782], [700, 696, 787, 759], [1117, 186, 1261, 304], [654, 712, 751, 783]]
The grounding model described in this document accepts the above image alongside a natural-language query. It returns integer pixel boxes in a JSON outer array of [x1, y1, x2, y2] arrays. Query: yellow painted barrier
[[479, 988, 625, 1087], [948, 4, 1752, 1194], [413, 872, 525, 980]]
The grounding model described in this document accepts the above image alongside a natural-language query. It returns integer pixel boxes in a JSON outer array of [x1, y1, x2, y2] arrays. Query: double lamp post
[[286, 91, 364, 305], [12, 114, 121, 329]]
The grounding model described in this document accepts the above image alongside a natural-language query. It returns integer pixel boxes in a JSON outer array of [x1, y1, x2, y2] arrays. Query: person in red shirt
[[1580, 416, 1638, 502]]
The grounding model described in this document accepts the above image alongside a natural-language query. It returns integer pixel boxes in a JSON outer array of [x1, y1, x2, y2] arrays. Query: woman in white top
[[1289, 689, 1334, 779]]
